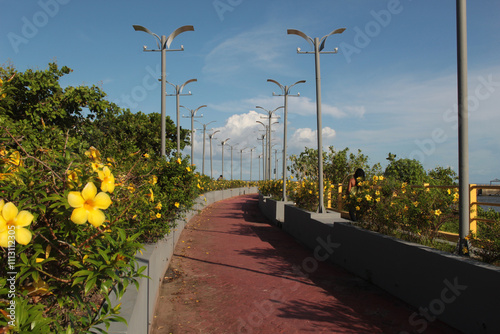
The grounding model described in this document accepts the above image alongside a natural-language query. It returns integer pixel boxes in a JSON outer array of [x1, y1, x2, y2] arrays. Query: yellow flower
[[147, 189, 154, 202], [176, 158, 182, 164], [453, 193, 459, 202], [375, 190, 380, 196], [434, 209, 442, 216], [186, 166, 191, 172], [149, 175, 158, 185], [174, 202, 180, 208], [91, 162, 104, 171], [143, 153, 150, 159], [155, 202, 162, 210], [424, 183, 430, 192], [355, 206, 360, 211], [127, 186, 135, 194], [290, 176, 294, 179], [373, 176, 379, 182], [413, 201, 419, 207], [378, 176, 384, 181], [68, 182, 112, 228], [98, 166, 115, 193], [0, 200, 34, 247], [156, 213, 161, 219], [375, 197, 381, 203], [357, 197, 362, 203], [447, 189, 452, 195], [85, 146, 101, 162], [365, 195, 372, 201]]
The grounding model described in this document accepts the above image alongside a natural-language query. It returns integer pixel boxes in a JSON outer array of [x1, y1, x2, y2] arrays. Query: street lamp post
[[166, 79, 197, 157], [249, 148, 255, 182], [228, 144, 238, 181], [220, 138, 230, 179], [133, 24, 194, 158], [256, 106, 282, 181], [256, 126, 267, 180], [267, 79, 305, 201], [239, 147, 247, 180], [456, 0, 470, 255], [196, 120, 216, 175], [208, 130, 220, 178], [288, 27, 345, 213], [181, 104, 207, 165]]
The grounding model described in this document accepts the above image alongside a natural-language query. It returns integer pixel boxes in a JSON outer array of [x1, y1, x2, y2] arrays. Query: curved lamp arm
[[287, 29, 313, 49], [133, 25, 161, 49], [319, 28, 346, 51], [165, 25, 195, 49], [179, 78, 197, 94]]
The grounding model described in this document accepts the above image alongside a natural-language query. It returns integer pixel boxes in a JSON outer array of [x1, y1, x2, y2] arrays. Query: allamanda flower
[[0, 200, 33, 247], [98, 166, 115, 193], [68, 182, 112, 227]]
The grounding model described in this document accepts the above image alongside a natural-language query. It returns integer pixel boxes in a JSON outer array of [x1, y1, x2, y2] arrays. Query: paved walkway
[[151, 194, 461, 334]]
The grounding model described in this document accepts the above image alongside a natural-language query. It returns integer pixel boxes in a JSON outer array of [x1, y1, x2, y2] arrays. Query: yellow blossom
[[143, 153, 150, 159], [155, 202, 162, 210], [176, 158, 182, 164], [373, 175, 379, 181], [365, 195, 372, 201], [127, 186, 135, 194], [156, 213, 161, 219], [375, 190, 380, 196], [85, 146, 101, 162], [379, 176, 384, 181], [357, 197, 362, 202], [91, 162, 104, 171], [355, 206, 360, 211], [98, 166, 115, 193], [447, 189, 452, 195], [174, 202, 180, 208], [186, 166, 191, 172], [0, 200, 34, 247], [375, 197, 381, 203], [434, 209, 442, 216], [413, 201, 419, 207], [149, 175, 158, 185], [147, 189, 154, 202], [68, 182, 112, 228]]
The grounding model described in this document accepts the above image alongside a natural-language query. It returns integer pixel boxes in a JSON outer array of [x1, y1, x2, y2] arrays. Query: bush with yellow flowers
[[469, 208, 500, 264], [0, 142, 151, 333]]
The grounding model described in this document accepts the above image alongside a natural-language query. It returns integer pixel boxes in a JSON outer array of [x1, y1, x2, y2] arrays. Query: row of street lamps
[[135, 3, 470, 255], [132, 24, 345, 214]]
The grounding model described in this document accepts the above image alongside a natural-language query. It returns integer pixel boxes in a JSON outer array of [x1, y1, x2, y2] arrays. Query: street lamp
[[288, 27, 345, 213], [132, 24, 194, 158], [249, 147, 256, 182], [208, 130, 220, 178], [267, 79, 305, 201], [166, 79, 197, 157], [196, 120, 216, 175], [256, 124, 267, 179], [256, 106, 283, 181], [220, 138, 230, 179], [239, 147, 247, 180], [181, 104, 207, 165], [228, 144, 238, 181]]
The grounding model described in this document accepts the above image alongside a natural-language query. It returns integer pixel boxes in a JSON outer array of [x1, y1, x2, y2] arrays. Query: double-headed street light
[[267, 79, 305, 201], [288, 27, 345, 213], [208, 130, 220, 178], [256, 106, 283, 181], [196, 120, 216, 175], [181, 104, 207, 165], [220, 138, 230, 179], [133, 24, 194, 158], [166, 79, 197, 157]]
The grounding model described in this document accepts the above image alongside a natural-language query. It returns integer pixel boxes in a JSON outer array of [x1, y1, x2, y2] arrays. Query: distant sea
[[477, 195, 500, 213]]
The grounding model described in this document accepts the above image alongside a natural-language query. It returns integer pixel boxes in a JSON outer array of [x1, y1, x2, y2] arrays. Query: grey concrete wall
[[273, 201, 500, 334], [99, 186, 258, 334]]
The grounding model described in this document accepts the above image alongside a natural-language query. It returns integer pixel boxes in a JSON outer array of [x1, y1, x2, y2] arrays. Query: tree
[[384, 153, 427, 184]]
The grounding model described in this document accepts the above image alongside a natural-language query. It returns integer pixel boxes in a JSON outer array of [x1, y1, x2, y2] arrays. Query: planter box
[[269, 200, 500, 334], [99, 186, 258, 334]]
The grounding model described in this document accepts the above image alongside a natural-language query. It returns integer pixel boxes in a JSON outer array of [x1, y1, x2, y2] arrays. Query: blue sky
[[1, 0, 499, 183]]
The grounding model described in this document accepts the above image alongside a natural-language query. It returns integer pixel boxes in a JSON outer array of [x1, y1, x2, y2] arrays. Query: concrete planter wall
[[260, 197, 500, 334], [100, 186, 258, 334]]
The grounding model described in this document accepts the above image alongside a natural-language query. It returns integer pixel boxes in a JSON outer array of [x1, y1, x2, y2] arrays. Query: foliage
[[469, 207, 500, 264], [0, 62, 203, 333], [288, 147, 381, 185], [384, 153, 427, 185]]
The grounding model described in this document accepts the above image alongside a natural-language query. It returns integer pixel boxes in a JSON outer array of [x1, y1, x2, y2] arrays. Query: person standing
[[347, 168, 365, 221]]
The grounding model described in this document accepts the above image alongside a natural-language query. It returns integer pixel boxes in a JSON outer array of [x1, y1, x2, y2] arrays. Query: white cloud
[[289, 126, 336, 150]]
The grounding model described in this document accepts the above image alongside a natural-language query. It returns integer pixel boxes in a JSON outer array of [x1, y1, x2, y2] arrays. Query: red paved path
[[151, 194, 462, 334]]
